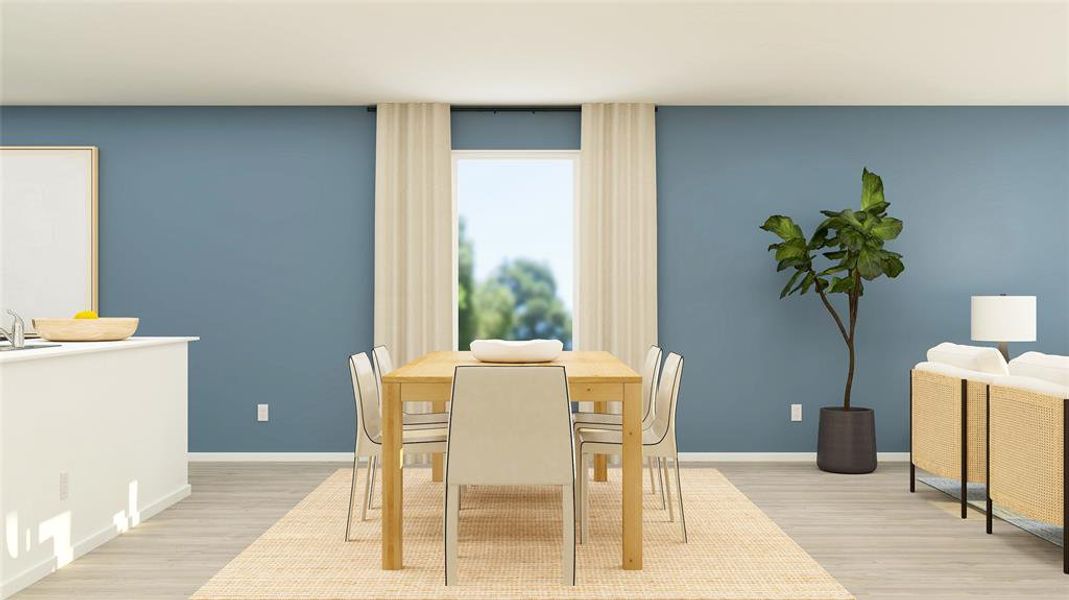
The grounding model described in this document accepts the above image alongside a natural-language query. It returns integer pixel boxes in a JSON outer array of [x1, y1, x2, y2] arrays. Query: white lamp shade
[[971, 296, 1037, 342]]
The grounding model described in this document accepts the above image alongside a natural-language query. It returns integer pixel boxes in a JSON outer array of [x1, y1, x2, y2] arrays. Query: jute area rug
[[192, 467, 852, 600]]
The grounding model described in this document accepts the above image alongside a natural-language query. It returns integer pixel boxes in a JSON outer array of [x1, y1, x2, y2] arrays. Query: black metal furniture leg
[[909, 371, 915, 494], [961, 379, 968, 519], [985, 389, 993, 535], [1062, 400, 1067, 574]]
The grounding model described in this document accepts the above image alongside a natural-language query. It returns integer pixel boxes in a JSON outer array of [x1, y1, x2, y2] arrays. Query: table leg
[[593, 400, 608, 481], [621, 382, 642, 570], [382, 382, 403, 569], [431, 398, 446, 482]]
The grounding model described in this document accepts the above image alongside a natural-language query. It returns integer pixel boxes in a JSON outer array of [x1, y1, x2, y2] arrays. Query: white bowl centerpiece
[[469, 339, 563, 363]]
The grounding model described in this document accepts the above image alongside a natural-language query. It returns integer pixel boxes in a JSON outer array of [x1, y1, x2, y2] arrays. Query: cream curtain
[[577, 103, 658, 372], [373, 103, 454, 364]]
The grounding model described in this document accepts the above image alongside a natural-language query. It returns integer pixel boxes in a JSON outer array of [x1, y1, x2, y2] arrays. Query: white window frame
[[451, 149, 581, 350]]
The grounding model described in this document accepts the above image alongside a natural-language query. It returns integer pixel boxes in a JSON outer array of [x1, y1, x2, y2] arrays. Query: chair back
[[640, 345, 663, 422], [348, 352, 381, 447], [372, 345, 394, 382], [446, 366, 574, 486], [648, 352, 684, 445]]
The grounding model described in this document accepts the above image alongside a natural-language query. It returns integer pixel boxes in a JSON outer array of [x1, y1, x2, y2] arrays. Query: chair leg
[[445, 484, 459, 585], [581, 453, 590, 543], [345, 454, 360, 540], [574, 456, 584, 545], [674, 455, 688, 543], [658, 457, 668, 509], [367, 456, 377, 510], [562, 484, 576, 585], [361, 456, 372, 522], [647, 456, 658, 495], [662, 457, 675, 522]]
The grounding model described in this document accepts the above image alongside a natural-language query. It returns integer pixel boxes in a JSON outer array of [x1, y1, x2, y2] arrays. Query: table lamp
[[971, 295, 1036, 360]]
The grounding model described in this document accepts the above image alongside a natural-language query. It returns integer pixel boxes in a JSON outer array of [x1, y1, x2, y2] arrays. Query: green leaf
[[818, 261, 849, 275], [871, 217, 903, 241], [857, 249, 883, 280], [776, 257, 804, 272], [760, 215, 804, 241], [864, 201, 889, 216], [798, 272, 817, 295], [829, 276, 855, 293], [822, 250, 848, 260], [860, 168, 885, 211], [839, 228, 865, 250], [882, 255, 905, 278], [774, 238, 808, 262], [780, 270, 803, 298], [840, 209, 864, 229]]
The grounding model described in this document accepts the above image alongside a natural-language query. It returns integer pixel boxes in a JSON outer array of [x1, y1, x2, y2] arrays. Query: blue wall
[[2, 106, 1066, 452], [657, 107, 1069, 452], [0, 107, 377, 451]]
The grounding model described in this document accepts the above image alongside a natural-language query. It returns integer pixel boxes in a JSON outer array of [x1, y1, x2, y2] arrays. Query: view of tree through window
[[456, 156, 575, 351]]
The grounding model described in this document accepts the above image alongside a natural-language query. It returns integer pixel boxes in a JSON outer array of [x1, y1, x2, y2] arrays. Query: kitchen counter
[[1, 335, 197, 597], [0, 336, 199, 364]]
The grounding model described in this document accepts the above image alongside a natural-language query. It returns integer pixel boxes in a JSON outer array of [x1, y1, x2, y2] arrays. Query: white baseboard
[[680, 452, 910, 462], [189, 452, 356, 462], [1, 484, 191, 599], [188, 452, 911, 463]]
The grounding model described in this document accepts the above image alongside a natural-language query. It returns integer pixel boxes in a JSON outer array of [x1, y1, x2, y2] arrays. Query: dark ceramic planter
[[817, 406, 877, 474]]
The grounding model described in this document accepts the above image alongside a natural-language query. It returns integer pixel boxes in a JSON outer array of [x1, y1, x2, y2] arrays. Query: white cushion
[[1007, 351, 1069, 387], [991, 374, 1069, 398], [470, 339, 563, 363], [926, 342, 1009, 376], [913, 361, 997, 384]]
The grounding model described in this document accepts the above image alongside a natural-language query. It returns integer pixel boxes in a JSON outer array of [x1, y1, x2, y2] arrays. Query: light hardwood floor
[[12, 462, 1069, 599]]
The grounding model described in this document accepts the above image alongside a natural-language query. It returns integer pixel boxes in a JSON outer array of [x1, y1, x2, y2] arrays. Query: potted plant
[[760, 168, 904, 473]]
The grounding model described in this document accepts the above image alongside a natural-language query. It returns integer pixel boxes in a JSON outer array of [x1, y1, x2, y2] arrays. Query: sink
[[0, 343, 60, 352]]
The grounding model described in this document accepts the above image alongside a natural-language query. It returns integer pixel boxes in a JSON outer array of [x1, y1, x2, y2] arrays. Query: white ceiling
[[1, 1, 1067, 106]]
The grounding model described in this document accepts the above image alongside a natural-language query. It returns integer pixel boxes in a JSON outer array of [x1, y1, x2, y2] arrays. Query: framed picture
[[0, 146, 99, 332]]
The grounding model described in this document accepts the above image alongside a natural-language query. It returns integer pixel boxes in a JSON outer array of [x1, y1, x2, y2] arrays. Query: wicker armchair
[[985, 379, 1067, 574], [910, 367, 989, 518]]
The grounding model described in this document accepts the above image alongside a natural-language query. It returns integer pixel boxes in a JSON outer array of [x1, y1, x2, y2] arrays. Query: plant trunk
[[843, 339, 855, 410], [843, 278, 860, 411]]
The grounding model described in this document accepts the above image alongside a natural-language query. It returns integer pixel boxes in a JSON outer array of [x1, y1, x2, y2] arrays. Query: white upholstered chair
[[345, 352, 447, 540], [576, 352, 686, 543], [444, 366, 576, 585], [571, 345, 665, 503]]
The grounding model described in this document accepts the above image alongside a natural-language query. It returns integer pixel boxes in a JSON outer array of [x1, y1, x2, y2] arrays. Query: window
[[454, 150, 578, 351]]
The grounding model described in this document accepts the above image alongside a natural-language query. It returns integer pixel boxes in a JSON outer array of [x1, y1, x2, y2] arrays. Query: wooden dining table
[[378, 350, 645, 571]]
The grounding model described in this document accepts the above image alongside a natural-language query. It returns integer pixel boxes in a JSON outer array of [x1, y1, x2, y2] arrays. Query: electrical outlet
[[59, 472, 69, 500], [790, 404, 803, 422], [257, 404, 269, 422]]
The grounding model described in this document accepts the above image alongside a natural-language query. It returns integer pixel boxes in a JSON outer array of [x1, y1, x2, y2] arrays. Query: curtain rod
[[366, 105, 581, 113]]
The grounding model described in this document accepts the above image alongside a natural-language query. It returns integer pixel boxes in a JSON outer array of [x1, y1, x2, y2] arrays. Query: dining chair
[[444, 366, 576, 586], [576, 352, 686, 543], [362, 345, 450, 509], [570, 345, 664, 502], [372, 345, 450, 429], [345, 352, 447, 541]]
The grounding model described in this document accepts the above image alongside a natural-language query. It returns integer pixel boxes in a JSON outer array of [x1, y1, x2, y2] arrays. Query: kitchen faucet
[[0, 309, 26, 348]]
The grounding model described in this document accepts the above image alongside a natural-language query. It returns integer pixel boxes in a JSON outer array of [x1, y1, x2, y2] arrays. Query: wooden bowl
[[32, 317, 140, 342]]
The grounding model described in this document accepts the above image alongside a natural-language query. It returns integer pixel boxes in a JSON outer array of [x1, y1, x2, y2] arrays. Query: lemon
[[74, 310, 99, 320]]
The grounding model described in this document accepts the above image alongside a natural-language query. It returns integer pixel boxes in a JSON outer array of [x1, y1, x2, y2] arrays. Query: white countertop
[[0, 336, 199, 364]]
